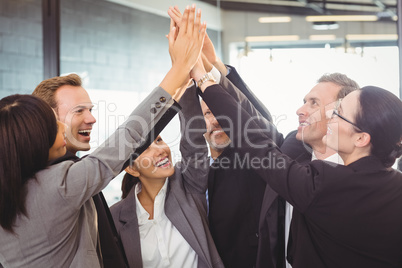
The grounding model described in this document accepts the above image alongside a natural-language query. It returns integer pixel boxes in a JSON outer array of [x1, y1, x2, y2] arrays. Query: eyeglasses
[[331, 99, 362, 131]]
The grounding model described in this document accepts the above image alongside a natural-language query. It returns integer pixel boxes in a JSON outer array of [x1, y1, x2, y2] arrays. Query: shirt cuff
[[210, 65, 222, 83]]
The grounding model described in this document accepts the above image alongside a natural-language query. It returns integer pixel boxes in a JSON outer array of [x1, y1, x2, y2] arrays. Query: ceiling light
[[258, 16, 292, 23], [345, 34, 398, 40], [309, 35, 337, 41], [306, 15, 378, 22], [245, 35, 300, 42], [312, 21, 339, 30]]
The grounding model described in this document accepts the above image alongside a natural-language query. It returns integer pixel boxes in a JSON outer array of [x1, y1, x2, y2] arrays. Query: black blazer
[[205, 69, 284, 268], [228, 66, 310, 268], [201, 84, 402, 268]]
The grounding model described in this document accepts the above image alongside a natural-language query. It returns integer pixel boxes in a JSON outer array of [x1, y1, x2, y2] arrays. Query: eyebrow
[[304, 97, 319, 104], [72, 104, 94, 110]]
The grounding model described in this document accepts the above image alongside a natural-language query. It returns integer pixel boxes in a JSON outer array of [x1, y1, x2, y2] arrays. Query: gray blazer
[[110, 85, 224, 268], [0, 87, 174, 268]]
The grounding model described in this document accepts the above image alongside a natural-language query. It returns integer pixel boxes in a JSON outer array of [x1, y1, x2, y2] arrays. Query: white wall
[[105, 0, 222, 30]]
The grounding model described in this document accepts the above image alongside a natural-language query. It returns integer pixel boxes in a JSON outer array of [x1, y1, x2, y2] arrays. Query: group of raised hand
[[160, 4, 223, 100]]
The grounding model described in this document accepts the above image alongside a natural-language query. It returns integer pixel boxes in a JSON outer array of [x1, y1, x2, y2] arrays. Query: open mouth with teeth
[[78, 130, 91, 137], [299, 122, 310, 127], [155, 157, 171, 168], [210, 129, 224, 135]]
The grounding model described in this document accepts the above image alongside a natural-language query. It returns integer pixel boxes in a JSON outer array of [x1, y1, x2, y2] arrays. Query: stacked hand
[[159, 5, 206, 97], [168, 6, 218, 66], [168, 5, 227, 78]]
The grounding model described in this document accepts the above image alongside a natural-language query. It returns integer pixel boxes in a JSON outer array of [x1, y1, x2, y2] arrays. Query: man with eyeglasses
[[279, 73, 359, 267]]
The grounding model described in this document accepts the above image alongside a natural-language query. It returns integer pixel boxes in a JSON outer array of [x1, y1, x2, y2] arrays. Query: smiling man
[[33, 74, 96, 154], [33, 74, 128, 268], [53, 82, 96, 154], [295, 77, 352, 160], [282, 73, 359, 268], [200, 100, 231, 160]]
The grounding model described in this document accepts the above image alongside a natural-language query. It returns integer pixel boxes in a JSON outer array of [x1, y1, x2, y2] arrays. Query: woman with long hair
[[191, 57, 402, 267], [0, 6, 206, 267]]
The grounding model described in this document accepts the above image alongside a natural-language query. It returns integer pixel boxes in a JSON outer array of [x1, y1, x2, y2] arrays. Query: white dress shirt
[[285, 152, 344, 268], [135, 179, 198, 268]]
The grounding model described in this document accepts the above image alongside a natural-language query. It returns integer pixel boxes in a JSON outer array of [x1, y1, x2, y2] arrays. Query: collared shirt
[[285, 153, 344, 268], [135, 179, 198, 268]]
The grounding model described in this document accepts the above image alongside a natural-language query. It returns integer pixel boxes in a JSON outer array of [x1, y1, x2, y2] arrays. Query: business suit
[[226, 66, 312, 268], [110, 85, 224, 268], [49, 151, 129, 268], [201, 84, 402, 268], [226, 66, 308, 268], [202, 71, 284, 268], [0, 87, 176, 268], [272, 131, 312, 268]]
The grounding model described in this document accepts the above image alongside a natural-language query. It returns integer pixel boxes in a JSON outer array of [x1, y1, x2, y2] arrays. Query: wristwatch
[[197, 72, 216, 88]]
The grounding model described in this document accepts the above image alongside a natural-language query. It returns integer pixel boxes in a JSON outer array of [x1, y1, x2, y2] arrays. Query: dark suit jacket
[[227, 66, 310, 268], [201, 84, 402, 268], [258, 130, 311, 268], [203, 70, 284, 268]]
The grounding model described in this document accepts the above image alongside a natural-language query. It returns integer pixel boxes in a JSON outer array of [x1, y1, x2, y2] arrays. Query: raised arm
[[56, 86, 175, 209], [168, 5, 275, 127], [218, 72, 284, 146], [57, 5, 207, 209], [177, 83, 209, 193], [196, 83, 323, 213]]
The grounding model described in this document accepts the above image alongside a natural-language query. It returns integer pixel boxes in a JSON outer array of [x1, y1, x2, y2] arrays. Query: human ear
[[355, 132, 371, 148], [125, 164, 140, 177]]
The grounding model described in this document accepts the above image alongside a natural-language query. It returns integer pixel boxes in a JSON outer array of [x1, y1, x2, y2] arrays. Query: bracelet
[[197, 72, 216, 88]]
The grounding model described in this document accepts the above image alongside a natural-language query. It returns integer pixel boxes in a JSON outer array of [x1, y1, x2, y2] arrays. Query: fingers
[[174, 6, 182, 16], [168, 25, 176, 50], [180, 6, 190, 34], [193, 8, 201, 37], [168, 6, 182, 26], [169, 18, 175, 32], [199, 21, 207, 43], [187, 4, 196, 36], [168, 8, 179, 25]]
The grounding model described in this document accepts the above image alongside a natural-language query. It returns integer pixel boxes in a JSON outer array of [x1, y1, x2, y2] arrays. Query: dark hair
[[121, 173, 139, 199], [318, 73, 360, 99], [32, 74, 82, 113], [0, 94, 58, 233], [355, 86, 402, 167]]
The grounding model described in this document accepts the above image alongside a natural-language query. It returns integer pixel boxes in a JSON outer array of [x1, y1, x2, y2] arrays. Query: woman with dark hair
[[191, 56, 402, 267], [0, 95, 66, 232], [110, 99, 223, 267], [0, 6, 206, 267]]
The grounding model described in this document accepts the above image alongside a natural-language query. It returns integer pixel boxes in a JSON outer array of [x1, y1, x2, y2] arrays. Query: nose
[[84, 110, 96, 125], [210, 116, 220, 127], [151, 142, 167, 156], [296, 103, 307, 117]]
